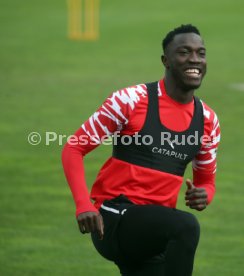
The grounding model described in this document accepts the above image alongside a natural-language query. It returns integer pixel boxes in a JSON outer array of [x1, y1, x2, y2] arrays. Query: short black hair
[[162, 24, 201, 52]]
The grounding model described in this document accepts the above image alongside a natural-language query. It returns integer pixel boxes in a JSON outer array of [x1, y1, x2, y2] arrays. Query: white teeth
[[185, 68, 200, 74], [185, 68, 201, 78], [187, 73, 199, 77]]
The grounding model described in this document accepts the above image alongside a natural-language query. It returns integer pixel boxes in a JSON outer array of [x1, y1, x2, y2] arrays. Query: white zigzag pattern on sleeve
[[106, 85, 147, 125], [81, 84, 147, 138]]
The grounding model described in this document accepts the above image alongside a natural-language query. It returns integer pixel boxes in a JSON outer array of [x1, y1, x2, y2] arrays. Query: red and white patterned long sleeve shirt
[[62, 79, 220, 217]]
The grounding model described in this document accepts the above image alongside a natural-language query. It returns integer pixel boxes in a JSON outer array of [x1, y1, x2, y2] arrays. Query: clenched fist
[[185, 179, 208, 211], [77, 211, 104, 240]]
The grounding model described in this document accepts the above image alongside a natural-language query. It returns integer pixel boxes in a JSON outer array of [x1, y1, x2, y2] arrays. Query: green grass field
[[1, 0, 244, 275]]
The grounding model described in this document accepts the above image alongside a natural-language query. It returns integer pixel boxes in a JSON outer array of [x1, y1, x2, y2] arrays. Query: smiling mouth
[[184, 68, 202, 78]]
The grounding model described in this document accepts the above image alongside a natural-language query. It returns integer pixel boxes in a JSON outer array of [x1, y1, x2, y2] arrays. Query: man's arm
[[185, 107, 220, 211], [62, 84, 147, 237], [62, 128, 104, 238]]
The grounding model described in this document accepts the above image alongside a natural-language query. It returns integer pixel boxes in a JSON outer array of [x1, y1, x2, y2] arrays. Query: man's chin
[[182, 80, 202, 91]]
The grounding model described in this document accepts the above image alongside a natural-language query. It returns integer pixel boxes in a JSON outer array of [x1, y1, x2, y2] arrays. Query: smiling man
[[162, 26, 207, 102], [62, 24, 220, 276]]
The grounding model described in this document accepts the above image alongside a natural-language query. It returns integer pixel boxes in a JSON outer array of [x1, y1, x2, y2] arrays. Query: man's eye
[[178, 51, 189, 55], [199, 51, 206, 57]]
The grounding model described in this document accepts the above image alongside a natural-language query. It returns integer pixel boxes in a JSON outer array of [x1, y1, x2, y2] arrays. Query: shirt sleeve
[[192, 104, 221, 204], [62, 84, 147, 217]]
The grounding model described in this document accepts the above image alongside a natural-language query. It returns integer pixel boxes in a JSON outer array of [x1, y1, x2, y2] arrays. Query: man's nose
[[189, 52, 201, 63]]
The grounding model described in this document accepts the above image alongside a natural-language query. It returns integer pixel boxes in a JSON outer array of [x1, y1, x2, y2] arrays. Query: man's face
[[164, 33, 207, 91]]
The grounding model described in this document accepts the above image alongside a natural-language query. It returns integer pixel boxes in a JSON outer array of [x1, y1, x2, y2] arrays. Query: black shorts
[[91, 194, 200, 276]]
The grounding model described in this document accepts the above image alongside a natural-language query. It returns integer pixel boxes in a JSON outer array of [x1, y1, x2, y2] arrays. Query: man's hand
[[77, 212, 104, 240], [185, 179, 208, 211]]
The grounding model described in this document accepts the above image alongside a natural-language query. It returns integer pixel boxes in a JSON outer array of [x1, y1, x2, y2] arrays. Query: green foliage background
[[0, 0, 244, 275]]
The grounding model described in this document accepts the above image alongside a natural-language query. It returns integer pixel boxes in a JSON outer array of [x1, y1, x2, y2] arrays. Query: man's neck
[[164, 75, 194, 104]]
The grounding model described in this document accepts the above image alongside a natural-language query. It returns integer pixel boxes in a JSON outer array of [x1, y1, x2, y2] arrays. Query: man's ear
[[161, 55, 169, 69]]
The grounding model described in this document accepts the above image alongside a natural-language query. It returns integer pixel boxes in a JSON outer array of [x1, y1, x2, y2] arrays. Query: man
[[62, 24, 220, 276]]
